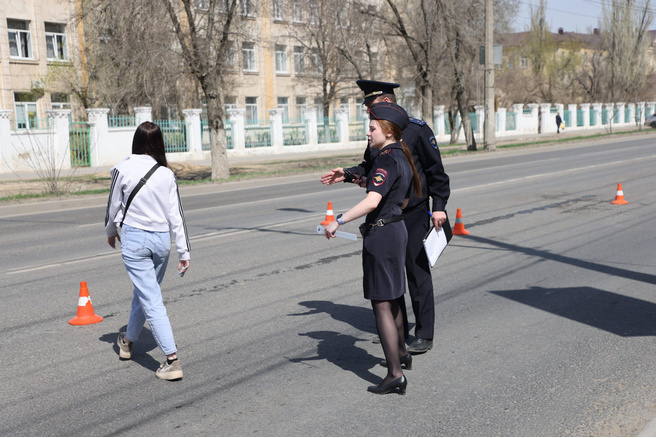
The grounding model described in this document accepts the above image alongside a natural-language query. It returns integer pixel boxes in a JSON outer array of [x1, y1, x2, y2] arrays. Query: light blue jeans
[[121, 225, 177, 355]]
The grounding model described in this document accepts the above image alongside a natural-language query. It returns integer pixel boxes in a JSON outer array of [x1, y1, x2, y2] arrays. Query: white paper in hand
[[423, 226, 449, 267]]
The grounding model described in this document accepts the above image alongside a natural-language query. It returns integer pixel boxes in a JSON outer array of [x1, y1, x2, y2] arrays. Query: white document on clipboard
[[422, 217, 452, 267]]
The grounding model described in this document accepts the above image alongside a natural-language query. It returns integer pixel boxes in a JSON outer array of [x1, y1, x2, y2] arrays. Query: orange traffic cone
[[69, 281, 103, 326], [452, 208, 470, 235], [611, 183, 628, 205], [320, 202, 335, 225]]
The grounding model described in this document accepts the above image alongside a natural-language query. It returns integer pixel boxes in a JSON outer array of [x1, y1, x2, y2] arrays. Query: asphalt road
[[1, 135, 656, 436]]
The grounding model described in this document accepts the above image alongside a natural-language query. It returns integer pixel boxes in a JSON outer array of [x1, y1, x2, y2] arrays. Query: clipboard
[[423, 216, 453, 267]]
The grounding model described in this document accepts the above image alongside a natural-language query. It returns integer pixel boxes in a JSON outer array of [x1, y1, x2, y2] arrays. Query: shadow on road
[[99, 325, 161, 371], [466, 235, 656, 286], [289, 301, 387, 383], [290, 331, 383, 384], [292, 300, 377, 334], [492, 286, 656, 336]]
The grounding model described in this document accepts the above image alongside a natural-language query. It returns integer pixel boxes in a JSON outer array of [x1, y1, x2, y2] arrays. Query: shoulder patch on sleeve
[[429, 136, 438, 149], [409, 117, 426, 126], [372, 168, 388, 186]]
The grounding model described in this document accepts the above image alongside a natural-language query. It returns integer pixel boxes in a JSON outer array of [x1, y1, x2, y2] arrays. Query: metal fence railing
[[348, 120, 365, 142], [154, 119, 187, 153], [69, 122, 91, 167], [245, 124, 270, 148], [283, 121, 307, 146], [201, 119, 233, 150], [317, 118, 339, 144], [108, 115, 136, 128], [506, 112, 516, 131]]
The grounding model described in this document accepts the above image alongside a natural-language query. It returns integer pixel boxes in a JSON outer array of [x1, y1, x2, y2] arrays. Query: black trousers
[[396, 206, 435, 340]]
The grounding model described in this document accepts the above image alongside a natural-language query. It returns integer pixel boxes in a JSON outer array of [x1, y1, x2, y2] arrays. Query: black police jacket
[[346, 117, 450, 213]]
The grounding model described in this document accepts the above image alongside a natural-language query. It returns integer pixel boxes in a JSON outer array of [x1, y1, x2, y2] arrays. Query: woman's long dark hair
[[378, 120, 422, 198], [132, 121, 168, 167]]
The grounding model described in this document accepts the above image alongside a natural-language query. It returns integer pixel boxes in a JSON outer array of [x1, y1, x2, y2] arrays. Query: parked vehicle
[[645, 113, 656, 128]]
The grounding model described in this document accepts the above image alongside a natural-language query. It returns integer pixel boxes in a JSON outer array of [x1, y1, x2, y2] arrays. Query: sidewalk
[[1, 125, 653, 182]]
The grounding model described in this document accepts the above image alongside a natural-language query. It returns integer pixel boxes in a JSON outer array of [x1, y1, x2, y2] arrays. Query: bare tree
[[574, 40, 607, 103], [161, 0, 243, 180], [602, 0, 654, 103], [373, 0, 437, 122], [282, 0, 362, 124], [76, 0, 184, 117]]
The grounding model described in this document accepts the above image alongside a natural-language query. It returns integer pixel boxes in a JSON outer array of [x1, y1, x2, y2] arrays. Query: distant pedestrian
[[556, 112, 563, 134], [105, 121, 190, 381]]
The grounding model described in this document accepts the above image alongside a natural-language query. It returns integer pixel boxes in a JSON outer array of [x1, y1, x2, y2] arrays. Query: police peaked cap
[[368, 102, 409, 131], [356, 80, 400, 105]]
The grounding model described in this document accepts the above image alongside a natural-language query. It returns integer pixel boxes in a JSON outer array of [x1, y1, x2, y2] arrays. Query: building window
[[314, 98, 324, 120], [50, 93, 70, 110], [296, 97, 307, 119], [292, 1, 303, 22], [195, 0, 210, 10], [8, 19, 32, 59], [14, 92, 38, 129], [224, 41, 235, 68], [45, 23, 67, 61], [242, 42, 256, 72], [225, 96, 237, 111], [245, 96, 258, 124], [310, 50, 322, 74], [217, 0, 228, 12], [294, 46, 305, 74], [241, 0, 256, 17], [520, 56, 528, 69], [272, 0, 283, 20], [309, 1, 319, 25], [277, 97, 290, 123], [340, 98, 350, 119], [275, 45, 287, 73]]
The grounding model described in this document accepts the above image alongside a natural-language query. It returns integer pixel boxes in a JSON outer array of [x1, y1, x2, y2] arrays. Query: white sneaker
[[156, 359, 183, 380], [117, 333, 132, 360]]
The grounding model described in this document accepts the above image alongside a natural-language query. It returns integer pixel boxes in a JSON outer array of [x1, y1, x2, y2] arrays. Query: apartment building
[[0, 0, 396, 128], [223, 0, 372, 125], [0, 0, 82, 128]]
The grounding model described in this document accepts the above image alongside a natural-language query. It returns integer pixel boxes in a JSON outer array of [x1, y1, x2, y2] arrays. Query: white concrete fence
[[1, 101, 653, 175]]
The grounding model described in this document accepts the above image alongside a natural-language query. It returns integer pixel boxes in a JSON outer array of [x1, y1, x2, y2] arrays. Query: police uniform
[[346, 80, 450, 345], [362, 142, 413, 301]]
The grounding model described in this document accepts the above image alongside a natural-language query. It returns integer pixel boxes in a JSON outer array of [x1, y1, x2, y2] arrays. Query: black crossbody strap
[[120, 163, 161, 228]]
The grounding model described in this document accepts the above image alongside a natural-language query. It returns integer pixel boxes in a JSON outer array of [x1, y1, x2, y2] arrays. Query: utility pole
[[484, 0, 496, 150]]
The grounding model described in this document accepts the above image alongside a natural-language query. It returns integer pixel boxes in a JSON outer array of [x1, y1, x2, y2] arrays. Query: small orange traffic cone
[[69, 281, 103, 326], [320, 202, 335, 225], [611, 183, 628, 205], [452, 208, 470, 235]]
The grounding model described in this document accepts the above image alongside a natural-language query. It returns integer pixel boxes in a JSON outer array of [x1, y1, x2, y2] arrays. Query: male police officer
[[321, 80, 450, 354]]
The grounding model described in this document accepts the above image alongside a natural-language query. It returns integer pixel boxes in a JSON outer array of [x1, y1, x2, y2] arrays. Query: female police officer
[[324, 102, 421, 395]]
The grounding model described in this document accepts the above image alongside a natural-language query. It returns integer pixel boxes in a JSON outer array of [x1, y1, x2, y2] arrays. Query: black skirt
[[361, 221, 408, 301]]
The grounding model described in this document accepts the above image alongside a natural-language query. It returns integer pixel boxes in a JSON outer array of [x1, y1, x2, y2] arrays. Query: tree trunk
[[456, 90, 476, 151], [420, 82, 433, 125], [448, 110, 460, 144], [206, 94, 229, 180]]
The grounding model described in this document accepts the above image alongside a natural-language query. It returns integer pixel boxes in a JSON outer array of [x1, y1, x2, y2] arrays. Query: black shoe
[[380, 353, 413, 370], [408, 338, 433, 354], [367, 376, 407, 395]]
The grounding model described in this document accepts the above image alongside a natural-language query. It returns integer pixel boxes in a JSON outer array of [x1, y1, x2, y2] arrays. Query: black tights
[[372, 299, 408, 385]]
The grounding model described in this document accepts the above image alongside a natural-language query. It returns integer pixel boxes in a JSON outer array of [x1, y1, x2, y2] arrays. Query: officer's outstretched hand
[[320, 168, 345, 185], [324, 220, 339, 239]]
